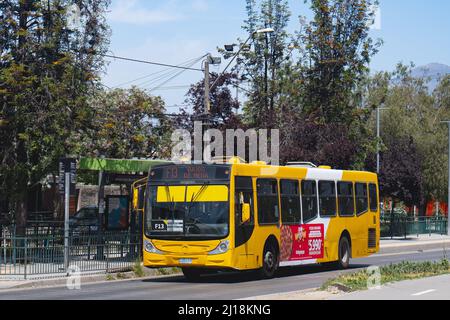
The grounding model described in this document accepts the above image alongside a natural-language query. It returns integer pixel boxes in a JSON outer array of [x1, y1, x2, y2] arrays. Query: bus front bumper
[[143, 252, 233, 269]]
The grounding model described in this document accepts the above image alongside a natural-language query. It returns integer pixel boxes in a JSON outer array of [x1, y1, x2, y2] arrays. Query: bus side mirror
[[241, 203, 251, 224]]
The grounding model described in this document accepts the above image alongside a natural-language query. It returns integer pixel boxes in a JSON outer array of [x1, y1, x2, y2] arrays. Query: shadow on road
[[142, 263, 371, 285]]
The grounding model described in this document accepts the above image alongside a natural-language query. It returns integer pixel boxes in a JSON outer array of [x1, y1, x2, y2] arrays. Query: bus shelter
[[78, 157, 171, 233]]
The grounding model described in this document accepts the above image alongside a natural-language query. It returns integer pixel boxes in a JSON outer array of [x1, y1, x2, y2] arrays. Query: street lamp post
[[376, 106, 390, 174], [210, 28, 275, 93], [441, 121, 450, 236]]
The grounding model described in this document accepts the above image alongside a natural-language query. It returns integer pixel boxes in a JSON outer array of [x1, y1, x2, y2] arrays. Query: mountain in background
[[411, 63, 450, 92]]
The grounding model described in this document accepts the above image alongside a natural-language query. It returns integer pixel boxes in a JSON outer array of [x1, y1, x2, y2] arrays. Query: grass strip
[[321, 259, 450, 292]]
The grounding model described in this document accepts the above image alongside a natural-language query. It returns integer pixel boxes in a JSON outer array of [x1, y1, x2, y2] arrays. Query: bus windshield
[[145, 184, 230, 239]]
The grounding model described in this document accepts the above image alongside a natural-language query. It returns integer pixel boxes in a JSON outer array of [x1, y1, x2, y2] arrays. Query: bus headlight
[[144, 240, 163, 254], [208, 240, 230, 255]]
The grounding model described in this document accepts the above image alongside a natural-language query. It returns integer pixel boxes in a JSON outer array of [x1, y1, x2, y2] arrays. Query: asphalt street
[[0, 243, 447, 300]]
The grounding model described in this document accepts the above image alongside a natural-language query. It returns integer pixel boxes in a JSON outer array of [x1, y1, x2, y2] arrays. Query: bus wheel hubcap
[[265, 251, 274, 269], [341, 244, 348, 263]]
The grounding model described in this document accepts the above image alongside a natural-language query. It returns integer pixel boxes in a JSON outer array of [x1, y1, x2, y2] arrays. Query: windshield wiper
[[164, 183, 176, 222], [185, 182, 210, 229]]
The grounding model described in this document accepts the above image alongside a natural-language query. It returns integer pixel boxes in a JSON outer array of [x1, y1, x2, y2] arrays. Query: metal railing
[[0, 227, 142, 280], [381, 216, 448, 238]]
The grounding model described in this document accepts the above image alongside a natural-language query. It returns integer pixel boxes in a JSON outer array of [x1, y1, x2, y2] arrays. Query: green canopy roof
[[78, 157, 171, 173]]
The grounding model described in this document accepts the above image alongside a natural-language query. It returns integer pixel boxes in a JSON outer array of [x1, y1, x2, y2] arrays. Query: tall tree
[[298, 0, 382, 124], [229, 0, 291, 129], [0, 0, 110, 229], [279, 0, 382, 168]]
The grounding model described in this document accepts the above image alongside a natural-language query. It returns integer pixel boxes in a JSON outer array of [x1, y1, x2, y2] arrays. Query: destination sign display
[[150, 165, 230, 181]]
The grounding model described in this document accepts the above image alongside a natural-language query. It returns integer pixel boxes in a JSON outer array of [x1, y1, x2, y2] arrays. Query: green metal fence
[[0, 226, 142, 280], [381, 216, 448, 238]]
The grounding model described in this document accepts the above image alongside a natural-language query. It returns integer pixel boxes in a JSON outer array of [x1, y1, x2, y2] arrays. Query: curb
[[0, 271, 183, 291], [380, 239, 450, 249]]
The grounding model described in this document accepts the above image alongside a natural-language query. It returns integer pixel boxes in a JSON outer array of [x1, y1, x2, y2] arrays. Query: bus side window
[[355, 183, 368, 215], [235, 177, 254, 225], [256, 179, 279, 225], [280, 180, 301, 224], [319, 181, 336, 217], [301, 180, 318, 223], [338, 182, 355, 217], [369, 184, 379, 212]]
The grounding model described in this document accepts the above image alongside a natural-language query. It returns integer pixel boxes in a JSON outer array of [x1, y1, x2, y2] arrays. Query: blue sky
[[103, 0, 450, 108]]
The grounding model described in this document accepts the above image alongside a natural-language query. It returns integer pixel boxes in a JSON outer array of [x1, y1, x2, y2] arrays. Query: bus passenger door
[[234, 177, 256, 269]]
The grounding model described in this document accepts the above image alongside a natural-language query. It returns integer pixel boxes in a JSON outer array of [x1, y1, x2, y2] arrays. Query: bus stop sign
[[58, 158, 77, 195]]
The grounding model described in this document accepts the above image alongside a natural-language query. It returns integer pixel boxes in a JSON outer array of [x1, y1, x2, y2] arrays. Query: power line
[[136, 56, 204, 89], [103, 54, 205, 72], [165, 104, 190, 108], [112, 56, 204, 88], [137, 67, 185, 88], [147, 56, 205, 92], [152, 85, 191, 91]]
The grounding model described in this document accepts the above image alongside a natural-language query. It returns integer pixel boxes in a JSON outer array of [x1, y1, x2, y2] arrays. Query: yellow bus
[[136, 158, 380, 280]]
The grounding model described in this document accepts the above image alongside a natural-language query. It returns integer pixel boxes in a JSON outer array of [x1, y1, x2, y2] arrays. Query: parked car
[[69, 206, 100, 233]]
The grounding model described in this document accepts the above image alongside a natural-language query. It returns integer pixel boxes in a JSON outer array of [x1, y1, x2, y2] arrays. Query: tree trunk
[[15, 192, 28, 236]]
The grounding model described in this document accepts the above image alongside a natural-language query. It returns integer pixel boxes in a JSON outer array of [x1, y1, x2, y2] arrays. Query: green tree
[[178, 72, 242, 131], [78, 87, 174, 160], [366, 65, 450, 212], [229, 0, 291, 129], [277, 0, 382, 168], [0, 0, 110, 230], [298, 0, 382, 124]]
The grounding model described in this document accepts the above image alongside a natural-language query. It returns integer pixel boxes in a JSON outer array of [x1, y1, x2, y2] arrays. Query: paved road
[[0, 245, 447, 300], [331, 274, 450, 300]]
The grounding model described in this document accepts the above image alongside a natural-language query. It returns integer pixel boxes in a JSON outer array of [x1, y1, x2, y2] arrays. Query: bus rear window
[[369, 184, 379, 212]]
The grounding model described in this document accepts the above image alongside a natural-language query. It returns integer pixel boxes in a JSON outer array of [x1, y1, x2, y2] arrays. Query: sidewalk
[[380, 234, 450, 249], [0, 268, 181, 291]]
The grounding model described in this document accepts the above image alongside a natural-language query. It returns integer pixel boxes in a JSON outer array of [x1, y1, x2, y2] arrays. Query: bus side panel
[[318, 217, 342, 263]]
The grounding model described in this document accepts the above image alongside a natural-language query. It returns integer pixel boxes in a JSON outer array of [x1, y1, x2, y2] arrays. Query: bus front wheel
[[182, 268, 203, 281], [258, 242, 279, 279]]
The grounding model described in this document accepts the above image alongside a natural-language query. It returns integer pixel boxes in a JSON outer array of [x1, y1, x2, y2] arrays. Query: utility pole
[[204, 54, 211, 114], [376, 105, 381, 174], [201, 54, 211, 163]]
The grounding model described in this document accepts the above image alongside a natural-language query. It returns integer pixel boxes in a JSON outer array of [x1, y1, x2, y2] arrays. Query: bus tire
[[182, 268, 202, 281], [258, 241, 279, 279], [338, 236, 351, 269]]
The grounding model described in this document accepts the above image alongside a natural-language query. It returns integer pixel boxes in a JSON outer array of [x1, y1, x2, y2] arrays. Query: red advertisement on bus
[[280, 224, 324, 261]]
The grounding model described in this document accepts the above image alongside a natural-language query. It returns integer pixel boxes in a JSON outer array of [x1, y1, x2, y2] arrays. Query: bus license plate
[[179, 258, 192, 264]]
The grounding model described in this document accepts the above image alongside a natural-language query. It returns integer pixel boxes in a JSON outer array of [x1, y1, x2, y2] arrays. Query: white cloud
[[108, 0, 183, 25], [192, 0, 208, 12]]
